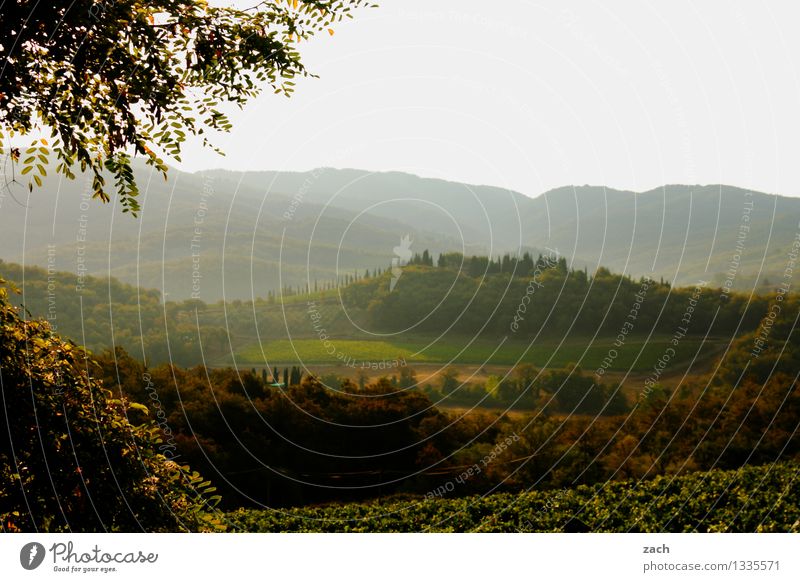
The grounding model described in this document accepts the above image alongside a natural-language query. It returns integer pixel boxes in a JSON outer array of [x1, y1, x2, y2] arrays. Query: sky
[[179, 0, 800, 198]]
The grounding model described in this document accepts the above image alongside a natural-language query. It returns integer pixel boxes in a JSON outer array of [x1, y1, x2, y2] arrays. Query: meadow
[[235, 334, 722, 370]]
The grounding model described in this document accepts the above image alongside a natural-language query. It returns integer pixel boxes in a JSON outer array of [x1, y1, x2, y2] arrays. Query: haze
[[180, 0, 800, 198]]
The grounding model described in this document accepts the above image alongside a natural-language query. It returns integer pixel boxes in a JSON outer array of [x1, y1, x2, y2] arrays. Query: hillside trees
[[90, 357, 452, 507], [342, 258, 773, 338]]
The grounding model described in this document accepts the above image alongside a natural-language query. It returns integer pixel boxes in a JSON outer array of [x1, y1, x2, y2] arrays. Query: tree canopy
[[0, 0, 373, 214], [0, 279, 220, 531]]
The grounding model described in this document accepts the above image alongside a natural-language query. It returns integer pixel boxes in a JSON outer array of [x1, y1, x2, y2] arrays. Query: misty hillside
[[0, 165, 471, 300], [525, 184, 799, 288], [207, 167, 531, 250], [0, 164, 796, 300]]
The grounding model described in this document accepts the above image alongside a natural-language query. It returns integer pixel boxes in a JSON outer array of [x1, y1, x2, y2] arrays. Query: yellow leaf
[[129, 402, 150, 415], [328, 28, 335, 36]]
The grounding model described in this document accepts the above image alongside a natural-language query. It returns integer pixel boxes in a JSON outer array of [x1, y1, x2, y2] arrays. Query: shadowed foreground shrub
[[0, 280, 221, 532]]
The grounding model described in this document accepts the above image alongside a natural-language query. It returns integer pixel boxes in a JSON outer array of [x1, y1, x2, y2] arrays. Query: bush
[[0, 280, 221, 532]]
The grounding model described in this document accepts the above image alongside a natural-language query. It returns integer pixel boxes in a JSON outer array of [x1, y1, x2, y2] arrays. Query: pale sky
[[178, 0, 800, 198]]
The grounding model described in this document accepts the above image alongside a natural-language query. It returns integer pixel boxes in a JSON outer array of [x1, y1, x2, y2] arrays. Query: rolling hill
[[1, 163, 798, 301]]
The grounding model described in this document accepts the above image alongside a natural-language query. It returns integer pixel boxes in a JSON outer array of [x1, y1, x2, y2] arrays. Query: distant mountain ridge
[[526, 183, 798, 288], [0, 163, 796, 300]]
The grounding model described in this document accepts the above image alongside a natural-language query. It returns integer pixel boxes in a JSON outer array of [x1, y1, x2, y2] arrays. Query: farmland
[[235, 334, 722, 370], [223, 462, 800, 532]]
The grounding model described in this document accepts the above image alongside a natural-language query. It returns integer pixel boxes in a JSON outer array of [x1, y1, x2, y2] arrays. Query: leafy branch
[[0, 0, 375, 215]]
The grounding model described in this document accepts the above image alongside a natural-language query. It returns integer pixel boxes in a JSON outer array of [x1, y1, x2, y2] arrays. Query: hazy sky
[[180, 1, 800, 198]]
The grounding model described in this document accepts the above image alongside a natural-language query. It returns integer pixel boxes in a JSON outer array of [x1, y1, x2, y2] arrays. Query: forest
[[2, 240, 799, 532], [0, 251, 781, 368], [83, 295, 799, 510]]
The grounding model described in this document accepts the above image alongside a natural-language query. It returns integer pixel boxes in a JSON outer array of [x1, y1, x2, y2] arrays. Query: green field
[[236, 335, 721, 370]]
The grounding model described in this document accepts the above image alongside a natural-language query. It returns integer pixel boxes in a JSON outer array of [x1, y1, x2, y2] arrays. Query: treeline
[[421, 364, 627, 414], [3, 254, 794, 370], [0, 260, 231, 366], [0, 260, 385, 367], [321, 364, 627, 415], [343, 253, 776, 337], [261, 250, 566, 297], [93, 350, 454, 507]]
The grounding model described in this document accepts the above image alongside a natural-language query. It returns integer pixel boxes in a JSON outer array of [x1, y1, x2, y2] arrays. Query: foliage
[[89, 321, 800, 510], [342, 258, 770, 337], [0, 258, 763, 370], [421, 363, 628, 414], [0, 259, 230, 367], [90, 358, 457, 508], [225, 462, 800, 532], [4, 258, 799, 521], [0, 0, 373, 213], [0, 280, 220, 532]]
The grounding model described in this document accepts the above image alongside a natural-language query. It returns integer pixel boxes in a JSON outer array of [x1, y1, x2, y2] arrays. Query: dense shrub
[[0, 280, 221, 532]]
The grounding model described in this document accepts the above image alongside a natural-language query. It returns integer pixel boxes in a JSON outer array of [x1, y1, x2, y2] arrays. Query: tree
[[0, 0, 373, 214], [421, 249, 432, 266], [289, 365, 303, 386], [0, 280, 219, 531], [356, 368, 368, 390], [398, 366, 417, 389], [439, 367, 460, 396]]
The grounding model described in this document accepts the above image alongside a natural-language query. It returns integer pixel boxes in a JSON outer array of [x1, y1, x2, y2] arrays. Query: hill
[[525, 184, 800, 289], [0, 164, 471, 302], [0, 253, 779, 369], [2, 164, 798, 301], [4, 261, 799, 514]]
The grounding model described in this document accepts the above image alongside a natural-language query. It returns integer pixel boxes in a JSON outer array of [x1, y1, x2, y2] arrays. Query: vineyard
[[223, 462, 800, 532]]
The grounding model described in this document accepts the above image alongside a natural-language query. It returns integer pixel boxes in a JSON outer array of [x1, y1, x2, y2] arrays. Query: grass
[[236, 334, 721, 371], [238, 339, 417, 364]]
